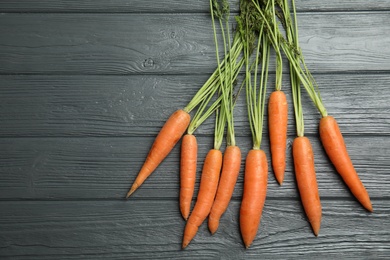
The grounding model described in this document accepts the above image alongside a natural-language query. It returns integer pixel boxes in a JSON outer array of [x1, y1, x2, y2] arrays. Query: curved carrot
[[180, 134, 198, 220], [319, 116, 372, 212], [293, 136, 322, 236], [268, 90, 288, 185], [240, 149, 268, 249], [182, 149, 222, 249], [208, 145, 241, 234], [126, 109, 190, 198]]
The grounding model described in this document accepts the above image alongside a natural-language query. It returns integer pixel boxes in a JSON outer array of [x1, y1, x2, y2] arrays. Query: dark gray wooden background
[[1, 1, 389, 259]]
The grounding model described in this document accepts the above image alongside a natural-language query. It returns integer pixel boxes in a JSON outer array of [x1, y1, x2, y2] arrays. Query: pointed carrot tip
[[125, 189, 134, 198], [182, 241, 189, 249], [126, 183, 139, 198], [312, 225, 320, 237]]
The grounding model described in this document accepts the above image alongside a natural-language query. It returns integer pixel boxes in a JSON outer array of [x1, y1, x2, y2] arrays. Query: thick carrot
[[182, 149, 222, 249], [240, 149, 268, 249], [268, 90, 288, 185], [293, 136, 322, 236], [126, 109, 190, 198], [208, 145, 241, 234], [319, 116, 372, 212], [180, 134, 198, 220]]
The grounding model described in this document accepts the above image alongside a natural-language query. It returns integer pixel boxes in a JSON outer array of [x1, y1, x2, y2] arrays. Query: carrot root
[[208, 145, 241, 234], [319, 116, 372, 212], [180, 134, 198, 220], [240, 149, 268, 249], [268, 90, 288, 185], [126, 109, 190, 198], [293, 136, 322, 236]]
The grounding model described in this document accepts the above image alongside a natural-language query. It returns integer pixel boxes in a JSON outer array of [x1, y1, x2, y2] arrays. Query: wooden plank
[[0, 13, 389, 75], [0, 200, 388, 259], [1, 74, 389, 137], [0, 0, 388, 13], [0, 135, 388, 200]]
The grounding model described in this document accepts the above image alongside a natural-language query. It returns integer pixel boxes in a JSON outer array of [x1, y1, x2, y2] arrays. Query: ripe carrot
[[240, 149, 268, 249], [180, 134, 198, 220], [208, 145, 241, 234], [268, 90, 288, 185], [126, 109, 190, 198], [182, 149, 222, 249], [293, 136, 322, 236], [319, 116, 372, 212]]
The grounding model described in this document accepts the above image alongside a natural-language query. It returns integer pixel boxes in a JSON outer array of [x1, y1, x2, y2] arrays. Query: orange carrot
[[293, 136, 322, 236], [208, 145, 241, 234], [126, 109, 190, 198], [268, 90, 288, 185], [319, 116, 372, 212], [182, 149, 222, 249], [240, 149, 268, 249], [180, 134, 198, 220]]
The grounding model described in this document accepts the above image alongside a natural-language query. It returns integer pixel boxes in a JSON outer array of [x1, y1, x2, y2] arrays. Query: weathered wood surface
[[0, 1, 389, 259], [0, 13, 390, 75], [0, 200, 388, 259], [0, 0, 389, 12]]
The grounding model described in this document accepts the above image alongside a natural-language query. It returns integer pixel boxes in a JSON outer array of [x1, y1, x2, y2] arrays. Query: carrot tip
[[182, 241, 189, 249], [126, 183, 139, 198], [312, 226, 320, 237]]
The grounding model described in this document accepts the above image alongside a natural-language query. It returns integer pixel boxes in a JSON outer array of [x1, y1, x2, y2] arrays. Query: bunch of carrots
[[125, 0, 373, 249]]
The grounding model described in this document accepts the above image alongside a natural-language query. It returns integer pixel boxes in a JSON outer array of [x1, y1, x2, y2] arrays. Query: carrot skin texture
[[293, 136, 322, 236], [208, 145, 241, 234], [126, 109, 190, 198], [268, 91, 288, 185], [180, 134, 198, 220], [182, 149, 223, 249], [319, 116, 372, 212], [240, 149, 268, 249]]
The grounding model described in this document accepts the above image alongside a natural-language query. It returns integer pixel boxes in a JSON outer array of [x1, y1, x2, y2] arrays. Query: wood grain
[[0, 13, 389, 75], [0, 0, 389, 13], [0, 74, 389, 137], [0, 135, 388, 200], [0, 200, 388, 259]]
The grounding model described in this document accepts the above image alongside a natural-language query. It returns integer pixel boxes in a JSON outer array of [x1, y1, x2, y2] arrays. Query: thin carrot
[[180, 134, 198, 220], [319, 116, 372, 212], [208, 145, 241, 234], [293, 136, 322, 236], [126, 109, 190, 198], [240, 149, 268, 248], [268, 90, 288, 184], [182, 149, 222, 249]]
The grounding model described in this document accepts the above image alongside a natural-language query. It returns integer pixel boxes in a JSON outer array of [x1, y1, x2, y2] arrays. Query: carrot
[[182, 149, 222, 249], [319, 116, 372, 212], [240, 149, 268, 248], [180, 134, 198, 220], [268, 90, 288, 184], [237, 8, 271, 247], [126, 109, 190, 198], [293, 136, 322, 236], [208, 145, 241, 234]]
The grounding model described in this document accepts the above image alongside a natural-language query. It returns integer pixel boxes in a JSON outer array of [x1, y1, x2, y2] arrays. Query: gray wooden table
[[1, 1, 389, 259]]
